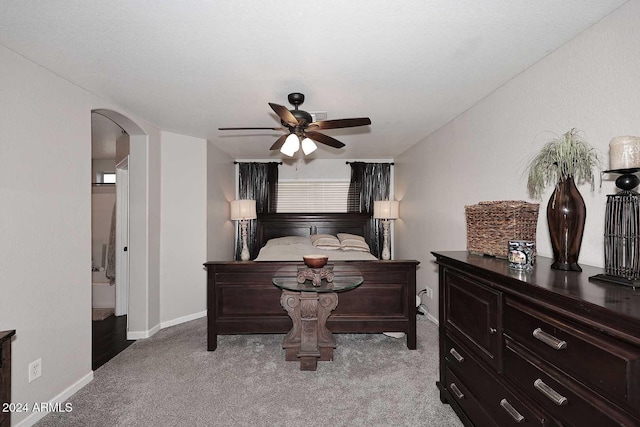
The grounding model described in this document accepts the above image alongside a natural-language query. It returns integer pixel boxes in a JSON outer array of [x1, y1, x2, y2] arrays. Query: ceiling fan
[[218, 92, 371, 156]]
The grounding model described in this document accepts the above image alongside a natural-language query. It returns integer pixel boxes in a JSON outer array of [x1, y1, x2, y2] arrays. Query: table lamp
[[230, 199, 257, 261], [373, 200, 399, 260]]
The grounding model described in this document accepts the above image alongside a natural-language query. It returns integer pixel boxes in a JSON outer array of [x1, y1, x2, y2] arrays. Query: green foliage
[[526, 128, 599, 200]]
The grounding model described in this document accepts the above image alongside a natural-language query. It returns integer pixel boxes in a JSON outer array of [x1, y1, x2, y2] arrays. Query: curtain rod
[[233, 161, 283, 165], [345, 161, 394, 165]]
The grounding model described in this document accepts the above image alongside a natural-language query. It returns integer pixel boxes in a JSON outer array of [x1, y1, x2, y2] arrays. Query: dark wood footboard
[[205, 260, 419, 351]]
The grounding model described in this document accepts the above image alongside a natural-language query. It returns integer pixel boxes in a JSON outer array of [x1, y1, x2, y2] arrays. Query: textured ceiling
[[0, 1, 627, 160]]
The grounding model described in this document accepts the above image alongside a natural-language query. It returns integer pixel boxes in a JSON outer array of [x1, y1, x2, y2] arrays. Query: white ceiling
[[0, 1, 627, 160]]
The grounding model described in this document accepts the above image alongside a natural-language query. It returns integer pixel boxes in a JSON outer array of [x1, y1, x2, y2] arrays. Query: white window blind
[[277, 181, 350, 213]]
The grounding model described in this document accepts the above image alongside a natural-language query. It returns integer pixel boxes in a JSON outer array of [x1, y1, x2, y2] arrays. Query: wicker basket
[[465, 201, 539, 259]]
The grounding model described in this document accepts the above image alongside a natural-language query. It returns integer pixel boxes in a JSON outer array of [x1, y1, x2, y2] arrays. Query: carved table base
[[297, 266, 334, 286], [280, 290, 339, 371]]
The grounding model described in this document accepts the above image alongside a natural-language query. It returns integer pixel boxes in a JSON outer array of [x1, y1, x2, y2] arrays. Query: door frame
[[115, 156, 129, 317]]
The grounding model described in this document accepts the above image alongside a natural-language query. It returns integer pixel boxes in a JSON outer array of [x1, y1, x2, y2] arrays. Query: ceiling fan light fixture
[[280, 134, 300, 156], [219, 93, 371, 154], [301, 137, 318, 155]]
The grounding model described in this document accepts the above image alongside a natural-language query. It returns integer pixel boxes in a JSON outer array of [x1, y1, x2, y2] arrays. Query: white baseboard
[[127, 322, 160, 340], [127, 310, 206, 340], [160, 310, 206, 329], [426, 312, 439, 325], [14, 311, 205, 426], [15, 371, 93, 427]]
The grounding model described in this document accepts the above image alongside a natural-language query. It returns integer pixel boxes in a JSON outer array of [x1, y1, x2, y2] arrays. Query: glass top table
[[272, 275, 363, 293], [272, 266, 363, 371]]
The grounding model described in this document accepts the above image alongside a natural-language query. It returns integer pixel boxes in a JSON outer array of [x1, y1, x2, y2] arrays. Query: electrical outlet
[[425, 286, 434, 299], [29, 358, 42, 382]]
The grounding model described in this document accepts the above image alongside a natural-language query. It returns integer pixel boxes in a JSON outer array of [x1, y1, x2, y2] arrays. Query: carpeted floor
[[37, 316, 462, 427]]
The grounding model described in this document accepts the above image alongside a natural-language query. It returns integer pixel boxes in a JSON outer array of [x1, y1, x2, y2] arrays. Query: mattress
[[254, 235, 378, 262]]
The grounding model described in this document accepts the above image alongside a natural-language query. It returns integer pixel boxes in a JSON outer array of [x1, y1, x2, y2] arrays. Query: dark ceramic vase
[[546, 176, 586, 271]]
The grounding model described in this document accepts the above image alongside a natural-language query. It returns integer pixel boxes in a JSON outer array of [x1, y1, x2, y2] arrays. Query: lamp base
[[588, 274, 640, 289], [381, 219, 391, 260], [240, 219, 250, 261]]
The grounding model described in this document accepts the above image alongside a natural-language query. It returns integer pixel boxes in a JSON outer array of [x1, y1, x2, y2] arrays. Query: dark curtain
[[347, 162, 391, 258], [235, 162, 279, 260]]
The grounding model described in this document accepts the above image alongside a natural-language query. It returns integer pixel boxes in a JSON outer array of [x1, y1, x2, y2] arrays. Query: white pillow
[[337, 233, 371, 252], [337, 233, 366, 243], [264, 236, 310, 247], [311, 234, 341, 250]]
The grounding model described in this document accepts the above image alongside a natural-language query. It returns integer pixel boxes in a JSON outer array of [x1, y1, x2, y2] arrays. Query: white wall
[[91, 190, 115, 278], [160, 131, 208, 325], [147, 128, 162, 334], [0, 44, 95, 426], [207, 143, 235, 261], [91, 159, 116, 281], [91, 159, 116, 181], [0, 44, 174, 425], [395, 0, 640, 320]]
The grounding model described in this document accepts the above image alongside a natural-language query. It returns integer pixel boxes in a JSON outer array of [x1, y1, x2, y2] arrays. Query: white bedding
[[254, 236, 378, 261]]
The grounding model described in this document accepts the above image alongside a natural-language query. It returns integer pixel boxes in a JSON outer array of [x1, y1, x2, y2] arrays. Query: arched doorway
[[91, 108, 149, 369]]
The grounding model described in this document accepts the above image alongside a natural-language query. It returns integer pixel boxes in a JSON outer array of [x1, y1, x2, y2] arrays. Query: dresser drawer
[[446, 336, 548, 426], [504, 340, 639, 426], [444, 366, 497, 427], [505, 297, 640, 409], [444, 269, 502, 370]]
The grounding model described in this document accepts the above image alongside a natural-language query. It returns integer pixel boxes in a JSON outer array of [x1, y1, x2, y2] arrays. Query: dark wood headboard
[[256, 213, 372, 249]]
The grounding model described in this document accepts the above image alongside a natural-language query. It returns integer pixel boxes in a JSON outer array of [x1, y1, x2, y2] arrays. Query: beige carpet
[[37, 315, 462, 427], [92, 307, 114, 321]]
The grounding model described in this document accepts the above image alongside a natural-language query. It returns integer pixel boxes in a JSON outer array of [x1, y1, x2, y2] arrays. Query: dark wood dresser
[[0, 330, 15, 427], [433, 251, 640, 426]]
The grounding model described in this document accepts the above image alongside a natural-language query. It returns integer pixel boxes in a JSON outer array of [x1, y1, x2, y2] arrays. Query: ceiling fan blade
[[308, 117, 371, 130], [304, 131, 345, 149], [269, 103, 299, 127], [269, 134, 289, 150], [218, 127, 283, 131]]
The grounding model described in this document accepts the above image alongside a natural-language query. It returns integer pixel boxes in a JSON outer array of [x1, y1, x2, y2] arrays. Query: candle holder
[[606, 167, 640, 191], [589, 167, 640, 288]]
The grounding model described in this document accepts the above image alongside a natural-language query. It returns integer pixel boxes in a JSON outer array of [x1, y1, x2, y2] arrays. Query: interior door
[[115, 156, 129, 317]]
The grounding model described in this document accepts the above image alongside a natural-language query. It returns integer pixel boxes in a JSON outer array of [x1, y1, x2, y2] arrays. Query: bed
[[204, 212, 419, 350]]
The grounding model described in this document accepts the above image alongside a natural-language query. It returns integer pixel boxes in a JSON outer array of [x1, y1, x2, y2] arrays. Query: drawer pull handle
[[449, 348, 464, 363], [500, 398, 525, 424], [533, 328, 567, 350], [534, 379, 568, 406], [489, 327, 497, 334], [450, 383, 465, 400]]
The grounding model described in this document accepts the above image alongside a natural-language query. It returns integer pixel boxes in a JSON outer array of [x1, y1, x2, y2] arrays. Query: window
[[102, 173, 116, 184], [277, 180, 350, 213], [96, 172, 116, 184]]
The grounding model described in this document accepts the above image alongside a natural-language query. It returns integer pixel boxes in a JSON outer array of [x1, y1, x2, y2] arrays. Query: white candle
[[609, 136, 640, 170]]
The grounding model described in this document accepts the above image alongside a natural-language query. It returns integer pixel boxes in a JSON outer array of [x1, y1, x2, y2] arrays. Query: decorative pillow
[[337, 233, 371, 252], [264, 236, 310, 247], [310, 234, 341, 250]]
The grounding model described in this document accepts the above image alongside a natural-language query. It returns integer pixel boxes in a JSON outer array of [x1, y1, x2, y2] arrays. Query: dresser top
[[433, 251, 640, 323], [0, 330, 15, 344]]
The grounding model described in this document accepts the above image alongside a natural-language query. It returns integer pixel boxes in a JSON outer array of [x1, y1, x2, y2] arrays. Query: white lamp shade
[[301, 137, 318, 155], [230, 199, 257, 220], [373, 200, 399, 219], [280, 134, 300, 157]]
